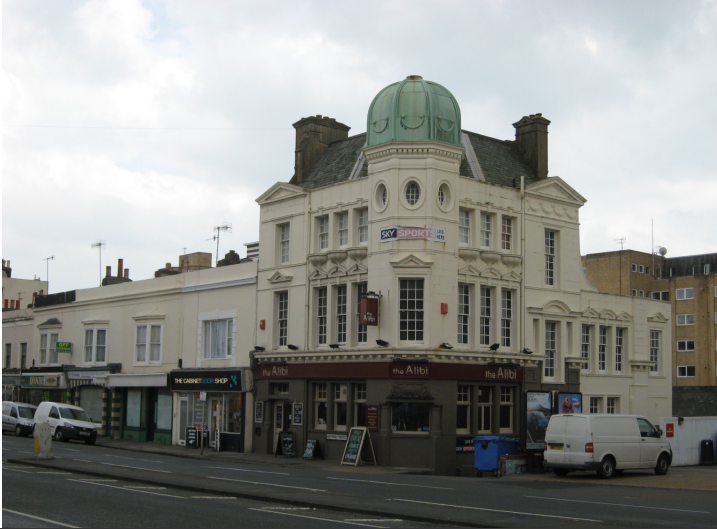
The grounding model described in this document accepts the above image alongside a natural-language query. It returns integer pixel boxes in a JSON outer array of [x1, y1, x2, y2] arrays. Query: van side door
[[637, 418, 662, 467], [47, 406, 60, 434]]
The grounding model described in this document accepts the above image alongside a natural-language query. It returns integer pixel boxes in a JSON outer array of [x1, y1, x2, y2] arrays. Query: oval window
[[405, 182, 420, 206], [375, 183, 388, 209]]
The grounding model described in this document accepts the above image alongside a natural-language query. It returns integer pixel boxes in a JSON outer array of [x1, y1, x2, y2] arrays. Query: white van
[[543, 414, 672, 478], [34, 402, 98, 445]]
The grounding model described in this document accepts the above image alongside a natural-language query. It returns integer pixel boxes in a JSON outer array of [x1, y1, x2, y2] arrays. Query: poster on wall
[[254, 401, 263, 423], [526, 391, 552, 450], [556, 393, 582, 414], [292, 403, 303, 426]]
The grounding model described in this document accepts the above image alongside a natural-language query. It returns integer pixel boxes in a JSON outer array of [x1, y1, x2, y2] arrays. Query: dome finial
[[406, 75, 423, 80]]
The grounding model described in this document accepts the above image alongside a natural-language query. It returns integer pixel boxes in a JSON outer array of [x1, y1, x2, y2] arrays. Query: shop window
[[226, 394, 243, 434], [354, 384, 367, 427], [356, 283, 368, 344], [399, 279, 424, 342], [334, 384, 347, 431], [84, 328, 107, 365], [499, 387, 513, 433], [392, 402, 429, 433], [125, 388, 143, 428], [39, 332, 59, 365], [135, 324, 162, 364], [456, 386, 470, 434], [315, 383, 328, 429], [477, 386, 492, 433], [203, 319, 233, 359], [156, 389, 173, 431]]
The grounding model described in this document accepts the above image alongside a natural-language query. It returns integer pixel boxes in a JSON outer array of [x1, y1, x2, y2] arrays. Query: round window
[[375, 183, 388, 211], [437, 182, 452, 211], [405, 182, 421, 206]]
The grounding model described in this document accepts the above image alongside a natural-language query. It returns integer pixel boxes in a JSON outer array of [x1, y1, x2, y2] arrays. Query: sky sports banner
[[380, 226, 446, 243]]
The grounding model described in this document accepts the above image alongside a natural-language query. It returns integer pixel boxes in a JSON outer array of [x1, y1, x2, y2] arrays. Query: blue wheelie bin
[[473, 436, 520, 477]]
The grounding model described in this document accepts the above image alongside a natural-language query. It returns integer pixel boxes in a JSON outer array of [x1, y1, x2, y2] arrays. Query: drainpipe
[[304, 191, 312, 350], [520, 175, 526, 359]]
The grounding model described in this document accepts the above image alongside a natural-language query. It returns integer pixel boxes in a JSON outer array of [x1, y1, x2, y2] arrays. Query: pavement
[[8, 435, 717, 528]]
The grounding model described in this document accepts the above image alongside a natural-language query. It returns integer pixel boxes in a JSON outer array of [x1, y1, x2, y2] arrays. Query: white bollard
[[34, 422, 54, 460]]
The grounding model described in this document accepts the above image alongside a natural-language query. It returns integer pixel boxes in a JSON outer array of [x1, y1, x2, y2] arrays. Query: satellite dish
[[659, 247, 667, 256]]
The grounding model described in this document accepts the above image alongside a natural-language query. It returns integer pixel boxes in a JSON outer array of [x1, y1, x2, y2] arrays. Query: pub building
[[169, 368, 253, 452], [250, 75, 601, 475]]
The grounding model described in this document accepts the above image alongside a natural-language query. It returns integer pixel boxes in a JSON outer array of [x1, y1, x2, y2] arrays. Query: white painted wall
[[660, 417, 717, 466]]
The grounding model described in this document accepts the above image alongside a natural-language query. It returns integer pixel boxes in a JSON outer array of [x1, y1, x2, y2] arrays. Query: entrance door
[[209, 398, 222, 448], [177, 398, 188, 446], [273, 402, 286, 452]]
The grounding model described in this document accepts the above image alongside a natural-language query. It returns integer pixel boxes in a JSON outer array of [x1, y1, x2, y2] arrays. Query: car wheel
[[15, 425, 23, 437], [554, 468, 570, 477], [54, 427, 63, 442], [598, 456, 615, 479], [655, 454, 670, 475]]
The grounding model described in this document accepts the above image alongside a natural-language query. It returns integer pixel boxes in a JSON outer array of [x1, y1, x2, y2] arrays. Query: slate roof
[[665, 253, 717, 277], [299, 129, 538, 190]]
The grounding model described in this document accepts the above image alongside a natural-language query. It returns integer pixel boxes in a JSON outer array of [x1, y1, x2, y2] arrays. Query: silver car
[[2, 401, 37, 437]]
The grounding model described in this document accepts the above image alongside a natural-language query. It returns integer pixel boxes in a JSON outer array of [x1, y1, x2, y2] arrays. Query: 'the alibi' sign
[[380, 226, 446, 243]]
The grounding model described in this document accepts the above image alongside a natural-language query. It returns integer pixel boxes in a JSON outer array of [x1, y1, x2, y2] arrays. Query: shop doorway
[[272, 401, 289, 451], [177, 397, 189, 446], [209, 397, 223, 448]]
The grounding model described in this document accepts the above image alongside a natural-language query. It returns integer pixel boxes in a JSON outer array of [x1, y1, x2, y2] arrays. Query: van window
[[49, 407, 60, 419], [10, 407, 18, 419], [59, 407, 91, 422], [637, 418, 658, 438], [18, 407, 34, 419], [565, 417, 587, 436]]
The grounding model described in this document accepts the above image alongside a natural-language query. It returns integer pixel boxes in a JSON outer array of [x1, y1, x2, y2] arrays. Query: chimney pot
[[124, 269, 129, 279], [118, 259, 123, 277], [166, 263, 171, 269], [106, 266, 112, 277]]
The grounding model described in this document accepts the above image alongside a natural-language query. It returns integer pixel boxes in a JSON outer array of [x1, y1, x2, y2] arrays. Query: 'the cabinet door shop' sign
[[380, 226, 446, 243]]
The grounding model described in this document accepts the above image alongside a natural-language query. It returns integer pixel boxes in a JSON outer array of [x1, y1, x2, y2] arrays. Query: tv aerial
[[208, 223, 232, 266], [91, 240, 106, 286]]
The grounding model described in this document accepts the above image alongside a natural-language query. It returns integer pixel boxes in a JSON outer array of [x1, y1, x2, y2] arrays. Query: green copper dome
[[366, 75, 462, 147]]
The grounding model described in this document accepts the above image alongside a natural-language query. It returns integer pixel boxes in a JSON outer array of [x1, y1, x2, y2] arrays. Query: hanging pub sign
[[380, 226, 446, 243], [359, 297, 379, 326], [169, 370, 244, 392]]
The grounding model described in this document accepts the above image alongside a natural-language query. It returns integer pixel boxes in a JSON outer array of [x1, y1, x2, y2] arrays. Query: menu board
[[341, 427, 376, 466], [366, 405, 379, 431], [281, 431, 296, 458], [292, 403, 303, 426], [185, 427, 198, 449], [303, 439, 322, 460]]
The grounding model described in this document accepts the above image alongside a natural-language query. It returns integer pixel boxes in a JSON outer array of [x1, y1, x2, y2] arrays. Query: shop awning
[[103, 373, 167, 388]]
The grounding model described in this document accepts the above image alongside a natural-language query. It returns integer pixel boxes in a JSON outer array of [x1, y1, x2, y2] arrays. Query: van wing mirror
[[657, 428, 663, 438]]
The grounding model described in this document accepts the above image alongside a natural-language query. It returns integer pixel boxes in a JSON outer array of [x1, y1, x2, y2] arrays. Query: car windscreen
[[59, 407, 91, 422], [18, 407, 35, 419]]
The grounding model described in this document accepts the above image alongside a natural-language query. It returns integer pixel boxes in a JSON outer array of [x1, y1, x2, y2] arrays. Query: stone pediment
[[616, 311, 633, 322], [526, 176, 586, 206], [582, 307, 600, 319], [501, 270, 522, 282], [308, 268, 328, 280], [328, 266, 348, 277], [479, 267, 502, 280], [648, 312, 669, 323], [600, 309, 617, 320], [389, 254, 433, 270], [346, 262, 368, 275], [541, 300, 573, 315], [267, 270, 293, 284], [458, 264, 481, 277], [256, 182, 306, 205]]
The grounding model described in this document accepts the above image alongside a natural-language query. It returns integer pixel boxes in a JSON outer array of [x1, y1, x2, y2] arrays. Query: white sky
[[3, 0, 716, 293]]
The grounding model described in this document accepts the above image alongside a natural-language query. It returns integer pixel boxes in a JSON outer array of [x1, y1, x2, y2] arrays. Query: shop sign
[[366, 405, 379, 432], [390, 362, 429, 378], [665, 423, 674, 438], [327, 433, 348, 441], [169, 370, 243, 392], [482, 366, 519, 381], [21, 375, 60, 387], [56, 342, 72, 353], [67, 370, 110, 380], [380, 226, 446, 243], [359, 297, 379, 326], [2, 376, 21, 386]]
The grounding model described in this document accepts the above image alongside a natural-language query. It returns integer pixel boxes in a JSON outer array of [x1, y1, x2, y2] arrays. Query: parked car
[[33, 402, 98, 445], [543, 413, 672, 478], [2, 401, 37, 437]]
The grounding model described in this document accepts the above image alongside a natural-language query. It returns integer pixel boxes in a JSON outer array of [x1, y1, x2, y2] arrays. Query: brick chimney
[[290, 115, 350, 185], [512, 113, 550, 180]]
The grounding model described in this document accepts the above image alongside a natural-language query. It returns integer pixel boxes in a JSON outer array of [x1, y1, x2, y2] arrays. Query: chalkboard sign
[[303, 439, 322, 460], [341, 427, 376, 466], [281, 431, 296, 458], [185, 427, 198, 449], [292, 403, 303, 426]]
